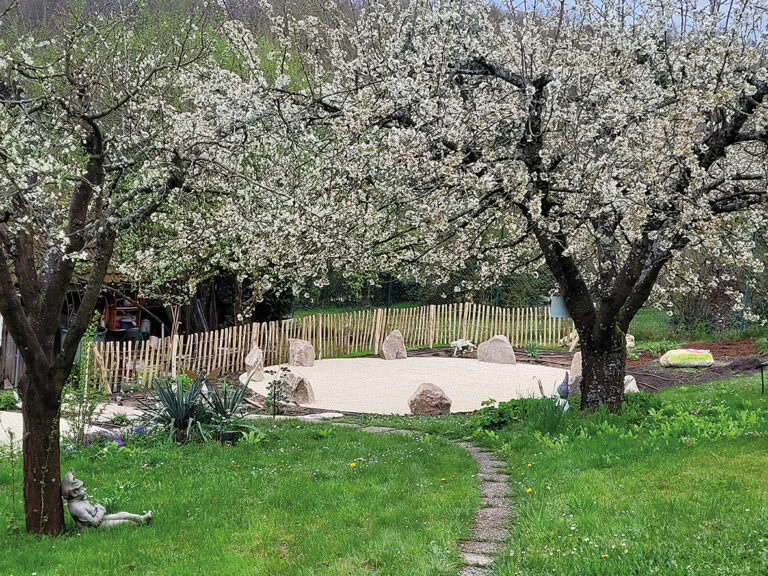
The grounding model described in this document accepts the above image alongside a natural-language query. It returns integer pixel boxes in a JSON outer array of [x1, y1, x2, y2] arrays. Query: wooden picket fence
[[89, 303, 573, 392]]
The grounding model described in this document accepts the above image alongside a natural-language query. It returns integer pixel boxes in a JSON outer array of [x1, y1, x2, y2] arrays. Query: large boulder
[[660, 349, 714, 368], [288, 339, 315, 367], [624, 375, 640, 394], [280, 371, 315, 404], [408, 383, 451, 415], [244, 345, 264, 382], [476, 335, 516, 365], [380, 330, 407, 360], [570, 352, 582, 378]]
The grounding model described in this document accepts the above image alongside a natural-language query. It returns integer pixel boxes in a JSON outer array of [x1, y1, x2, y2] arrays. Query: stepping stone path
[[356, 427, 511, 575]]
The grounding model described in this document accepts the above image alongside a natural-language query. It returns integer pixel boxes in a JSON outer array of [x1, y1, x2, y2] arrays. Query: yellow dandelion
[[441, 478, 446, 482], [349, 462, 356, 467], [526, 488, 532, 493], [527, 463, 532, 467], [601, 554, 608, 558]]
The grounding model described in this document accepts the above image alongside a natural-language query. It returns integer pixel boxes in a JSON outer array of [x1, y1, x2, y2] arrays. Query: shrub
[[141, 376, 211, 442], [523, 342, 541, 359], [111, 412, 131, 427], [0, 390, 18, 411], [471, 399, 536, 429], [646, 339, 679, 358], [757, 337, 768, 357], [61, 318, 106, 443], [140, 374, 256, 443], [202, 379, 248, 419]]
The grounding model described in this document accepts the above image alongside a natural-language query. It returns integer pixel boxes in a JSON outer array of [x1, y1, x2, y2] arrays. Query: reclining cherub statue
[[61, 468, 153, 529]]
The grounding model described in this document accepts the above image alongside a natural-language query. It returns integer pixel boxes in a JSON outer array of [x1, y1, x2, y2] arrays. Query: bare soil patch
[[409, 341, 765, 393]]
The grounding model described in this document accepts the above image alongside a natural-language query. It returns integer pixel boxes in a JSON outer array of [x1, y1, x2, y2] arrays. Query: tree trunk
[[580, 329, 626, 413], [21, 377, 65, 534]]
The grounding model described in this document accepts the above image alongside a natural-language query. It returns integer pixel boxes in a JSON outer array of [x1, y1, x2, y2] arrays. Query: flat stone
[[476, 507, 511, 522], [477, 472, 508, 482], [474, 452, 503, 466], [458, 567, 488, 576], [470, 524, 510, 542], [299, 412, 344, 421], [481, 497, 511, 510], [475, 509, 510, 529], [460, 540, 506, 554], [477, 461, 505, 473], [462, 552, 495, 567], [480, 482, 509, 498], [360, 426, 396, 433]]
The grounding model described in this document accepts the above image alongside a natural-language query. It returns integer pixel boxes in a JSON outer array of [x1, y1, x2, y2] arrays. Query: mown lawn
[[3, 376, 767, 576], [352, 374, 768, 576], [0, 422, 478, 576]]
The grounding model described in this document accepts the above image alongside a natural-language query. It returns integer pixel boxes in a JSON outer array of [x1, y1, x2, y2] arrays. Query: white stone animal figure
[[61, 468, 153, 529]]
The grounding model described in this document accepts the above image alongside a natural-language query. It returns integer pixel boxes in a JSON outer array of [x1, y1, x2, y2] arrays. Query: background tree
[[226, 0, 768, 411]]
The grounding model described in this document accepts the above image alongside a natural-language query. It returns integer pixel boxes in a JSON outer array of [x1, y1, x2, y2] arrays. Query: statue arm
[[90, 503, 106, 525]]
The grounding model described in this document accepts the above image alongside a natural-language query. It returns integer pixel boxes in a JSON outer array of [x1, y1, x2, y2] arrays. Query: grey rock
[[288, 339, 315, 367], [408, 383, 451, 415], [279, 370, 315, 404], [244, 345, 264, 382], [476, 335, 516, 364], [570, 352, 582, 378], [379, 330, 407, 360]]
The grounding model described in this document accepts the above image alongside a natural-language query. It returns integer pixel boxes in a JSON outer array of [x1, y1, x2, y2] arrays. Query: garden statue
[[61, 468, 153, 529]]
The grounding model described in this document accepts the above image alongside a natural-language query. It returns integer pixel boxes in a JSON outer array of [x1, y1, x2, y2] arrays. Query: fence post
[[373, 308, 383, 355], [428, 305, 436, 348], [317, 313, 323, 360], [170, 334, 179, 378]]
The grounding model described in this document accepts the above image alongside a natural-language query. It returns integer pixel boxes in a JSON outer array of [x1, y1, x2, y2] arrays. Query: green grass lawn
[[0, 422, 478, 576], [3, 376, 767, 576], [351, 375, 768, 576]]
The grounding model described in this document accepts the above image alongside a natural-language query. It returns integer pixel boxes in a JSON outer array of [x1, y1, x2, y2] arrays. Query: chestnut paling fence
[[88, 303, 574, 393]]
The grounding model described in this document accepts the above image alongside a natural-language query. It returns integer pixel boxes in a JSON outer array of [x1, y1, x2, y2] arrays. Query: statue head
[[61, 468, 87, 501]]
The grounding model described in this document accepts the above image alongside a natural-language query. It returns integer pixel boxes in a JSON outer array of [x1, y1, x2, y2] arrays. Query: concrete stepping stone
[[458, 567, 488, 576], [482, 497, 511, 510], [480, 481, 509, 498], [462, 552, 495, 567], [460, 540, 506, 554], [475, 507, 511, 524], [478, 472, 508, 482], [470, 524, 511, 542]]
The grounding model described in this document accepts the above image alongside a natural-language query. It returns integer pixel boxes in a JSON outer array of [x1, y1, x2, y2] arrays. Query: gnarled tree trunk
[[579, 328, 626, 412], [19, 374, 65, 534]]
